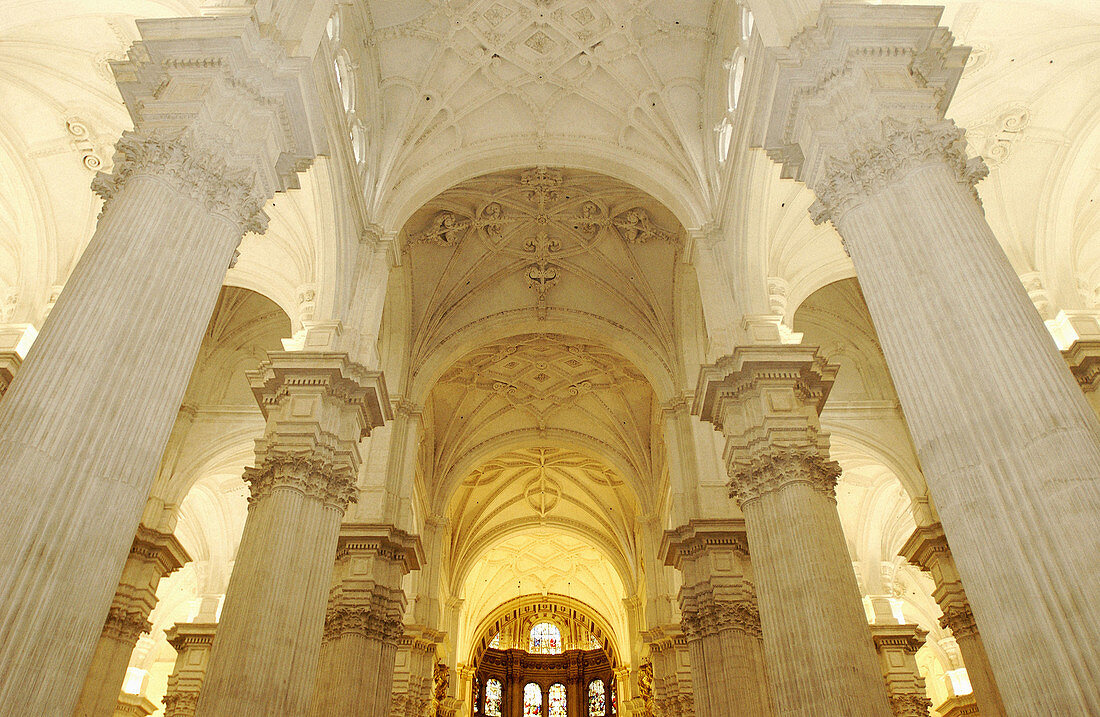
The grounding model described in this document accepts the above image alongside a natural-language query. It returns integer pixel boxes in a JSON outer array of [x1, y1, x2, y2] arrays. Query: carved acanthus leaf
[[728, 445, 841, 506], [243, 452, 358, 510], [93, 131, 270, 235], [808, 118, 989, 226]]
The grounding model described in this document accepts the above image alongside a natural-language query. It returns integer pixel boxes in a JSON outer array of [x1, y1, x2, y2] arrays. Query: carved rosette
[[728, 446, 841, 507], [101, 607, 152, 645], [938, 603, 978, 640], [808, 118, 989, 226], [243, 453, 358, 511], [92, 131, 270, 235]]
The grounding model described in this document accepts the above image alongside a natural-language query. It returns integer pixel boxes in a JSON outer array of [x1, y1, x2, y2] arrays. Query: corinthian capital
[[729, 445, 841, 505], [96, 16, 325, 231], [245, 352, 391, 511], [243, 450, 359, 510], [807, 118, 988, 225], [752, 4, 986, 223]]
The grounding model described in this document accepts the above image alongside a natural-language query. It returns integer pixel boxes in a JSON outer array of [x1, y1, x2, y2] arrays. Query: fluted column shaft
[[754, 6, 1100, 711], [900, 523, 1005, 716], [309, 525, 421, 716], [695, 347, 893, 716], [195, 354, 390, 717], [0, 170, 245, 715], [0, 17, 321, 713], [838, 163, 1100, 712], [663, 523, 773, 717], [74, 526, 189, 717]]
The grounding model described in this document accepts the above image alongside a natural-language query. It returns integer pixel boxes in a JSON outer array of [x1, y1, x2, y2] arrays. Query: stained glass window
[[549, 683, 567, 716], [530, 622, 562, 654], [524, 682, 543, 716], [588, 679, 606, 717], [489, 633, 501, 649], [485, 679, 502, 717], [473, 679, 479, 715], [610, 679, 617, 715], [586, 633, 601, 650]]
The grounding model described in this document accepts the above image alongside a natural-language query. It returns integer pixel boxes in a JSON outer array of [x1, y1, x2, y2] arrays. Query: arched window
[[588, 679, 606, 717], [485, 678, 503, 717], [334, 53, 353, 112], [610, 679, 617, 715], [741, 6, 755, 40], [549, 683, 567, 716], [488, 632, 502, 649], [473, 679, 480, 714], [727, 52, 747, 112], [529, 622, 562, 654], [524, 682, 543, 716]]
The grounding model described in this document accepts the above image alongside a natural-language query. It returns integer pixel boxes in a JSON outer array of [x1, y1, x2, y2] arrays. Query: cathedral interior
[[0, 1, 1098, 716]]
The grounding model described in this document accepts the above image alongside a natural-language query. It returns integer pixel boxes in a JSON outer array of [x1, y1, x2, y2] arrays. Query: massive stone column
[[0, 17, 323, 712], [662, 522, 773, 717], [695, 346, 893, 716], [752, 5, 1100, 711], [901, 522, 1006, 717], [73, 526, 189, 717], [195, 352, 390, 716], [309, 525, 421, 716], [162, 617, 218, 717], [868, 621, 934, 717]]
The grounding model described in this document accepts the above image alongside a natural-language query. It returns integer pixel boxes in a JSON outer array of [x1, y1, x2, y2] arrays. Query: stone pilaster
[[661, 521, 773, 717], [695, 345, 893, 716], [752, 6, 1100, 712], [195, 352, 390, 717], [310, 525, 421, 716], [73, 525, 189, 717], [0, 15, 323, 713], [162, 621, 217, 717], [901, 523, 1006, 716], [869, 623, 934, 717]]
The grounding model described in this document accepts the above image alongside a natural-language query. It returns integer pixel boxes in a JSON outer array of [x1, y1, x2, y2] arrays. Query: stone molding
[[103, 15, 324, 213], [728, 445, 841, 506], [751, 4, 983, 224], [1063, 339, 1100, 393], [101, 524, 191, 645], [243, 450, 358, 510], [93, 132, 270, 235], [244, 352, 391, 512], [899, 523, 979, 639]]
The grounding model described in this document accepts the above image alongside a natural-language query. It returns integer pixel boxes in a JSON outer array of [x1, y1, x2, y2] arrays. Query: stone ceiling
[[421, 333, 659, 511], [399, 167, 686, 399], [355, 0, 721, 222]]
